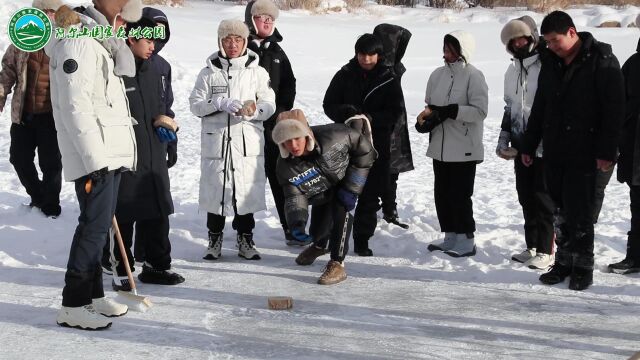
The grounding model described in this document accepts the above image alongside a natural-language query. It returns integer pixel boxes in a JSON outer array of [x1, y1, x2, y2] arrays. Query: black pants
[[207, 212, 255, 234], [380, 172, 399, 215], [515, 158, 555, 254], [592, 166, 613, 223], [433, 160, 476, 234], [310, 192, 353, 262], [626, 184, 640, 260], [106, 216, 172, 273], [545, 160, 596, 269], [62, 171, 120, 307], [353, 159, 390, 250], [265, 135, 288, 231], [9, 113, 62, 214]]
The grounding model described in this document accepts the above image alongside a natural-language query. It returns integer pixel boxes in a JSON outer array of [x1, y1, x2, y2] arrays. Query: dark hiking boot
[[539, 263, 572, 285], [112, 277, 132, 292], [569, 267, 593, 291], [138, 263, 185, 285], [383, 209, 409, 229], [317, 260, 347, 285], [354, 248, 373, 257], [41, 204, 61, 218], [295, 245, 329, 265], [203, 231, 223, 260], [608, 257, 640, 275]]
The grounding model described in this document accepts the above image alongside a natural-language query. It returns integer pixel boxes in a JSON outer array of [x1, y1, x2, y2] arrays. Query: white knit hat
[[272, 109, 316, 158], [32, 0, 63, 11], [218, 19, 249, 58], [121, 0, 142, 22]]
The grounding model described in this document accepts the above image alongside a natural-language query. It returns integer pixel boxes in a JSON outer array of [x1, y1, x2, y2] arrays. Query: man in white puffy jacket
[[497, 16, 555, 270], [49, 1, 141, 330], [190, 19, 275, 261], [416, 30, 488, 257]]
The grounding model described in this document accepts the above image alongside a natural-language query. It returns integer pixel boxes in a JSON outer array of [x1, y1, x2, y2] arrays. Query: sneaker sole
[[609, 267, 640, 275], [57, 321, 112, 330], [286, 239, 313, 247], [528, 264, 553, 270], [98, 309, 128, 318], [238, 254, 261, 260], [511, 256, 529, 263], [203, 254, 220, 260], [444, 247, 477, 258]]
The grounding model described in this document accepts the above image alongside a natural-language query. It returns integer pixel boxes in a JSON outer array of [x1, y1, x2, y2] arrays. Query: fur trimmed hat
[[32, 0, 63, 11], [500, 16, 539, 56], [272, 109, 316, 158], [121, 0, 143, 22], [251, 0, 279, 20], [218, 19, 249, 58]]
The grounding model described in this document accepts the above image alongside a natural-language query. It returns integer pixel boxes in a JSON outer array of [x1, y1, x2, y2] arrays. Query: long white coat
[[425, 32, 488, 162], [190, 50, 276, 216], [47, 12, 137, 181]]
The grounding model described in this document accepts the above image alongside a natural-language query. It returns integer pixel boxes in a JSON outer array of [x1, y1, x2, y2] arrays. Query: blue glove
[[337, 188, 358, 211], [156, 127, 177, 143], [290, 229, 313, 245]]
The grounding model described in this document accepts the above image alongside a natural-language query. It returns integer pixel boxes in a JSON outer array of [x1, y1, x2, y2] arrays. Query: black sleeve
[[276, 51, 296, 114], [364, 78, 403, 130], [521, 69, 546, 156], [323, 70, 360, 123], [595, 54, 625, 161]]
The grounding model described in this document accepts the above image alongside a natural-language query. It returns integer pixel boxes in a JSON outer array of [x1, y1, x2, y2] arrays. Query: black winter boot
[[539, 263, 572, 285], [569, 267, 593, 291], [608, 257, 640, 275], [138, 263, 185, 285], [383, 209, 409, 229]]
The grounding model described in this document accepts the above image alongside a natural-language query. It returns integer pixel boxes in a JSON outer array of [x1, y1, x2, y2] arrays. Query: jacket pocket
[[96, 116, 135, 157], [202, 130, 225, 159], [241, 121, 264, 157]]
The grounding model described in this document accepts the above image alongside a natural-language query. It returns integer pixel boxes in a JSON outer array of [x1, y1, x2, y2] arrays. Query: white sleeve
[[189, 68, 219, 117], [252, 67, 276, 121]]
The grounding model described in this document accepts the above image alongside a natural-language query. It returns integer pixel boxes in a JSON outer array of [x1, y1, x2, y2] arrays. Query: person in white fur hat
[[49, 0, 142, 330], [190, 19, 276, 262], [0, 0, 63, 219], [415, 30, 488, 258]]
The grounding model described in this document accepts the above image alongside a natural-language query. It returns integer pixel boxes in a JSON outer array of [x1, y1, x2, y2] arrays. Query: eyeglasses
[[253, 15, 274, 24], [222, 36, 244, 46]]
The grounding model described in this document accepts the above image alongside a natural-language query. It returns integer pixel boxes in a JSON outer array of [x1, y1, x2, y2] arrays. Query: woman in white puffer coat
[[190, 19, 276, 261], [415, 30, 488, 258]]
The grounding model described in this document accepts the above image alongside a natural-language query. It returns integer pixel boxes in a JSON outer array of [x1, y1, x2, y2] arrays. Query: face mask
[[512, 46, 532, 59]]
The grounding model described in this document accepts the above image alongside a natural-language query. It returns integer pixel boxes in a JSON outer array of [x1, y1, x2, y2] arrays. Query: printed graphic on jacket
[[288, 166, 330, 197]]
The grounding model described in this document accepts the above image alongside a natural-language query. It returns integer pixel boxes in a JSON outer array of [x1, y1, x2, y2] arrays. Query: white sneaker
[[56, 305, 112, 330], [526, 253, 555, 270], [512, 248, 536, 263], [237, 233, 261, 260], [92, 297, 128, 317]]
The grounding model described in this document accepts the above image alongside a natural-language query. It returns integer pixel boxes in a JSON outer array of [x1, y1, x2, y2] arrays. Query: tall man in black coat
[[323, 34, 404, 256], [106, 18, 184, 290], [244, 0, 297, 243], [521, 11, 624, 290], [608, 22, 640, 275]]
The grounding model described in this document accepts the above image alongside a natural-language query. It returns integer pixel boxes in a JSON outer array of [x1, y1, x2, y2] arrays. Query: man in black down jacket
[[273, 110, 376, 285], [323, 33, 404, 256], [245, 0, 297, 243], [608, 20, 640, 275], [521, 11, 624, 291], [105, 18, 184, 290]]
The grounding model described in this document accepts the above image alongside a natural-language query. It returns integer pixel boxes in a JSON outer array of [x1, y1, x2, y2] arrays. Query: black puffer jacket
[[373, 23, 414, 173], [522, 32, 624, 164], [323, 59, 403, 162], [618, 38, 640, 185], [116, 60, 173, 222], [276, 124, 376, 232]]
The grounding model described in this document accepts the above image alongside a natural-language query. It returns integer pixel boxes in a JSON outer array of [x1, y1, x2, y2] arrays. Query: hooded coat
[[424, 31, 488, 162], [189, 49, 276, 216], [617, 38, 640, 185], [373, 23, 414, 174], [142, 7, 174, 118], [522, 32, 624, 164], [47, 6, 137, 181]]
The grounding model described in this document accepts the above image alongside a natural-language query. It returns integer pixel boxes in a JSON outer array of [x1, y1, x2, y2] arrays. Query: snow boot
[[608, 257, 640, 275], [92, 297, 128, 317], [295, 244, 329, 265], [237, 233, 261, 260], [354, 247, 373, 257], [112, 276, 132, 292], [539, 263, 572, 285], [525, 253, 554, 270], [383, 209, 409, 229], [569, 267, 593, 291], [444, 233, 476, 257], [317, 260, 347, 285], [56, 305, 112, 330], [427, 232, 456, 252], [512, 248, 536, 263], [203, 231, 223, 260], [138, 263, 185, 285]]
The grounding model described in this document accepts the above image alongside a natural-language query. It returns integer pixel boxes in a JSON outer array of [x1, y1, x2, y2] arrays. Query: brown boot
[[295, 245, 329, 266], [317, 260, 346, 285]]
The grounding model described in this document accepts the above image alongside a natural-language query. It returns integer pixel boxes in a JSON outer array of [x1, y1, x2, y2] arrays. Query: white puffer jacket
[[190, 50, 276, 216], [425, 31, 488, 162], [48, 9, 137, 181]]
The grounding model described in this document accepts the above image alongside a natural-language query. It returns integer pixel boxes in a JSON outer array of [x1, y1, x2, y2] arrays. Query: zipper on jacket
[[363, 77, 393, 103]]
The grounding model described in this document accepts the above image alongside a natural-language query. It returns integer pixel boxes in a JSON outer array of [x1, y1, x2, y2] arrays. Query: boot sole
[[444, 246, 477, 258], [238, 254, 261, 260], [318, 275, 347, 285], [528, 264, 553, 270], [286, 239, 313, 247], [203, 254, 220, 260], [57, 321, 112, 330], [609, 267, 640, 275], [568, 281, 593, 291]]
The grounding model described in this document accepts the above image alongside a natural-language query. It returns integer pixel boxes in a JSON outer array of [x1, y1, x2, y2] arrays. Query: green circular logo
[[8, 8, 52, 52]]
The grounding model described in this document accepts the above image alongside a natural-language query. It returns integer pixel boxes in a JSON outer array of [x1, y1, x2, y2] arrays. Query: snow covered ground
[[0, 0, 639, 358]]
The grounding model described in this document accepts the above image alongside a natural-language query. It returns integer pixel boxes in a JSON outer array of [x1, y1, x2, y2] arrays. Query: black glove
[[428, 104, 459, 121], [415, 112, 444, 133], [167, 141, 177, 168], [88, 167, 109, 184]]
